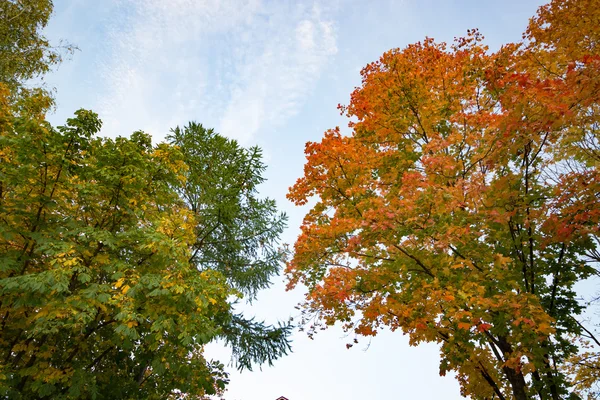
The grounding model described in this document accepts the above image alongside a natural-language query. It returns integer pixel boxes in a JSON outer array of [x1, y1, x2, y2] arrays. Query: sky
[[43, 1, 548, 399]]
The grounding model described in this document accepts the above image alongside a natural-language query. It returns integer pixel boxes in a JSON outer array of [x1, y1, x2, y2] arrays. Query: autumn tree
[[500, 0, 600, 397], [286, 0, 599, 399]]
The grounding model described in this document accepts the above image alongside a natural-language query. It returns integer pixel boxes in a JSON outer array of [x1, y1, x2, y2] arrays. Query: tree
[[0, 1, 290, 397], [168, 123, 287, 301], [518, 0, 600, 397], [0, 94, 290, 398], [167, 123, 290, 371], [0, 0, 74, 97], [286, 0, 599, 399]]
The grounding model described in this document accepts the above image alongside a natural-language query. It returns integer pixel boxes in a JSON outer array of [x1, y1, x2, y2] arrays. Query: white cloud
[[96, 0, 337, 143], [217, 4, 337, 143]]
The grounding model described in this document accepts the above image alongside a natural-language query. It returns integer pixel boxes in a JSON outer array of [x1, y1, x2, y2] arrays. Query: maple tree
[[287, 0, 599, 399]]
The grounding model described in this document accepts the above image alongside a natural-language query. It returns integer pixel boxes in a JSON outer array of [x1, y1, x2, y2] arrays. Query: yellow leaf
[[96, 254, 110, 264], [537, 322, 554, 335]]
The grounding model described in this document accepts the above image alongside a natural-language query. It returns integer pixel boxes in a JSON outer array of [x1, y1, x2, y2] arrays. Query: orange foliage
[[287, 1, 600, 398]]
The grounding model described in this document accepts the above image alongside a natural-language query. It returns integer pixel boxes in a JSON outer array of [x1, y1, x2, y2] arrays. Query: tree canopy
[[0, 94, 290, 398], [0, 1, 290, 397], [286, 0, 600, 399]]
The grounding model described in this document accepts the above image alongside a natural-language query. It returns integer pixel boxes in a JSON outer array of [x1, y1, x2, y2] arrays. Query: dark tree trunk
[[497, 335, 529, 400], [503, 365, 529, 400]]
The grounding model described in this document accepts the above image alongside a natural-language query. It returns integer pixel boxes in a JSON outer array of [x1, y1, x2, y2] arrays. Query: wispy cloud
[[96, 0, 337, 143]]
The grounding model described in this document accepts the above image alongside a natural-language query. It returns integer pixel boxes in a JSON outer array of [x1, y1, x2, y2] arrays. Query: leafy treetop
[[286, 0, 600, 399]]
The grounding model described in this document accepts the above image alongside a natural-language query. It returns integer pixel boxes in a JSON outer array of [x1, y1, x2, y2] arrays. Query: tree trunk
[[503, 365, 529, 400], [497, 335, 529, 400]]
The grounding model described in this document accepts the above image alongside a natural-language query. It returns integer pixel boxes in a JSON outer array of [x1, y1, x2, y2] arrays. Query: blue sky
[[43, 1, 546, 399]]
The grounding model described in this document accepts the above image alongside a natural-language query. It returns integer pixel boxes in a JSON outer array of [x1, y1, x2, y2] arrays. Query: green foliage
[[0, 2, 290, 397], [168, 123, 288, 299], [0, 92, 289, 397], [0, 0, 75, 96], [167, 123, 290, 371], [220, 314, 292, 372], [0, 1, 290, 398]]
